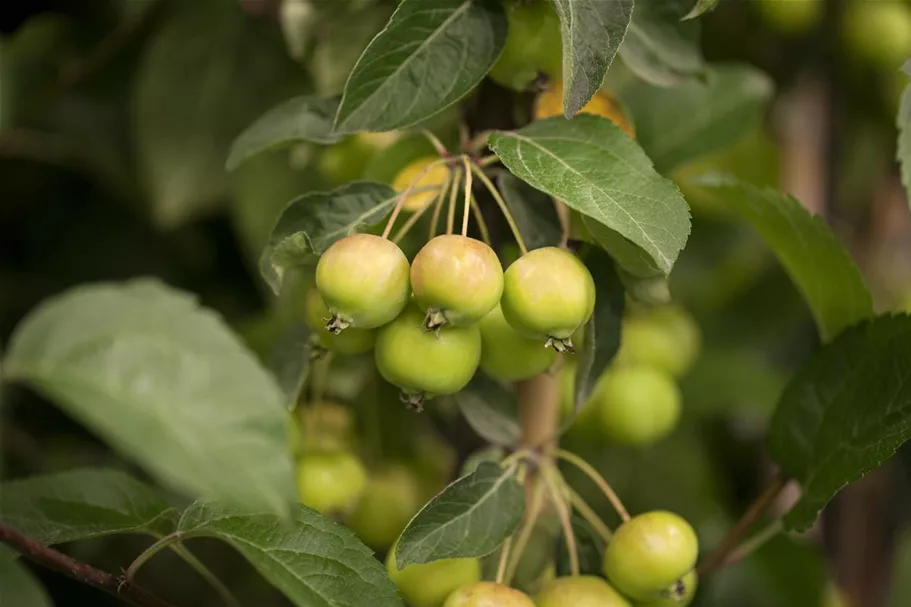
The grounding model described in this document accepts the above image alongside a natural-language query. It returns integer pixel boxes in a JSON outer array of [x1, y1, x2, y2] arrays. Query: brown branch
[[0, 523, 176, 607]]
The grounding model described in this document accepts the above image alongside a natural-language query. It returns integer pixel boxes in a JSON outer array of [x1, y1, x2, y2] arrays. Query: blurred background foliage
[[2, 0, 911, 605]]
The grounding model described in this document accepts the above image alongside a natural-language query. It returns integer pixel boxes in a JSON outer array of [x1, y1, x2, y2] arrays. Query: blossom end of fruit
[[546, 336, 574, 353], [399, 390, 427, 413], [326, 314, 351, 334], [422, 308, 449, 334]]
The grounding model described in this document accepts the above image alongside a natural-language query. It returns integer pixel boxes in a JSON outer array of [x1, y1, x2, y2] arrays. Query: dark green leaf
[[178, 501, 402, 607], [896, 60, 911, 210], [4, 280, 295, 515], [619, 0, 703, 87], [684, 0, 721, 20], [556, 515, 606, 577], [134, 1, 305, 227], [692, 175, 873, 341], [396, 462, 525, 568], [622, 64, 774, 173], [490, 115, 691, 277], [334, 0, 507, 132], [259, 181, 399, 295], [497, 173, 562, 250], [769, 314, 911, 531], [269, 322, 312, 407], [0, 469, 176, 544], [552, 0, 633, 116], [0, 547, 52, 607], [453, 374, 521, 446], [226, 96, 342, 170]]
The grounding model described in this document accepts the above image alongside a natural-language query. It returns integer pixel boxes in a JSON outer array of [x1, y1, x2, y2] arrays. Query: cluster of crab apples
[[309, 231, 595, 410]]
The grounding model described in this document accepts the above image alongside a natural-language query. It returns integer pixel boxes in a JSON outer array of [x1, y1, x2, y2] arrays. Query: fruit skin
[[443, 582, 536, 607], [346, 465, 421, 551], [535, 82, 636, 138], [375, 305, 481, 404], [755, 0, 821, 35], [603, 511, 699, 601], [637, 569, 698, 607], [536, 575, 631, 607], [296, 451, 366, 515], [304, 287, 375, 354], [479, 303, 557, 381], [616, 305, 700, 378], [488, 0, 562, 91], [298, 401, 356, 452], [411, 235, 504, 329], [500, 247, 595, 350], [844, 1, 911, 68], [315, 234, 410, 331], [392, 155, 451, 212], [386, 550, 481, 607], [591, 365, 681, 446], [317, 135, 376, 185]]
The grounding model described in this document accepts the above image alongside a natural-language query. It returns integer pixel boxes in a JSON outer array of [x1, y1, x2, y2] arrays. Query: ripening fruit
[[536, 575, 631, 607], [534, 81, 636, 138], [592, 365, 681, 446], [500, 247, 595, 352], [755, 0, 821, 35], [443, 582, 536, 607], [478, 303, 557, 381], [603, 511, 699, 601], [304, 287, 375, 355], [316, 234, 410, 333], [488, 0, 562, 91], [346, 466, 421, 551], [411, 235, 504, 330], [296, 451, 366, 515], [616, 305, 700, 378], [844, 1, 911, 68], [374, 305, 481, 409], [298, 401, 356, 452], [392, 155, 451, 212], [637, 569, 698, 607], [317, 136, 376, 184], [386, 550, 482, 607]]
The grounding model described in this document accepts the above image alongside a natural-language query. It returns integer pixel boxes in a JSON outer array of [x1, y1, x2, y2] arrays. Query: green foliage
[[897, 60, 911, 209], [620, 0, 704, 86], [497, 173, 563, 251], [0, 546, 53, 607], [453, 374, 521, 446]]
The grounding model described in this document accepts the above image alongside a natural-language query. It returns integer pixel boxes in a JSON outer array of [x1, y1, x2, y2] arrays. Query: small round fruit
[[488, 0, 562, 91], [534, 82, 636, 139], [500, 247, 595, 351], [386, 550, 481, 607], [412, 235, 504, 330], [443, 582, 535, 607], [479, 304, 557, 381], [375, 305, 481, 409], [755, 0, 821, 35], [637, 570, 698, 607], [317, 136, 375, 184], [392, 155, 451, 212], [347, 466, 421, 551], [316, 234, 410, 332], [616, 305, 700, 377], [844, 1, 911, 68], [536, 576, 631, 607], [603, 511, 699, 601], [593, 365, 681, 446], [298, 401, 356, 452], [305, 287, 375, 354], [296, 451, 366, 515]]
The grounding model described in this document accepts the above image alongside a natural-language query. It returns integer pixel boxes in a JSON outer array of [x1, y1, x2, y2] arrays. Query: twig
[[719, 520, 784, 571], [552, 449, 629, 522], [0, 523, 175, 607]]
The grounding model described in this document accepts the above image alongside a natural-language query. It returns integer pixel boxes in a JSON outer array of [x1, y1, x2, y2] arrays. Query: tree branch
[[0, 523, 176, 607]]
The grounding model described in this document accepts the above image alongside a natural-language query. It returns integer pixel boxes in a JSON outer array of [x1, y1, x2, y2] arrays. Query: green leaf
[[552, 0, 633, 117], [684, 0, 721, 20], [497, 173, 562, 251], [692, 175, 873, 341], [134, 0, 305, 227], [269, 323, 312, 407], [395, 462, 525, 568], [178, 501, 403, 607], [556, 515, 606, 577], [619, 0, 704, 87], [334, 0, 507, 132], [621, 63, 774, 173], [490, 115, 691, 276], [226, 96, 342, 171], [453, 374, 521, 446], [768, 314, 911, 531], [0, 469, 177, 544], [4, 280, 295, 515], [259, 181, 399, 295], [896, 60, 911, 210], [0, 548, 52, 607]]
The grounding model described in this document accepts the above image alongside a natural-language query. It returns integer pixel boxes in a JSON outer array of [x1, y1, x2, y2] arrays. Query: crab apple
[[844, 1, 911, 68], [488, 0, 561, 91], [443, 582, 535, 607], [315, 234, 410, 333], [304, 287, 375, 355], [534, 82, 636, 139], [536, 575, 631, 607], [386, 550, 481, 607], [298, 401, 356, 453], [346, 465, 421, 551], [478, 303, 557, 381], [616, 305, 700, 378], [296, 451, 366, 515], [500, 247, 595, 352], [637, 570, 698, 607], [392, 155, 451, 212], [411, 235, 504, 330], [375, 305, 481, 410], [603, 511, 699, 601], [593, 365, 681, 446]]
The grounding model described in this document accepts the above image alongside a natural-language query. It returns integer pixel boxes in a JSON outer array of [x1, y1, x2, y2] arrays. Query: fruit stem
[[541, 462, 579, 577], [719, 519, 784, 571], [170, 544, 241, 607], [125, 532, 187, 583], [421, 129, 449, 157], [428, 182, 447, 240], [381, 158, 451, 239], [469, 195, 492, 245], [552, 449, 630, 522], [495, 536, 513, 585], [504, 476, 546, 585], [461, 156, 473, 237], [470, 163, 528, 255], [476, 154, 500, 168], [446, 167, 462, 235], [393, 172, 453, 244], [566, 485, 613, 543]]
